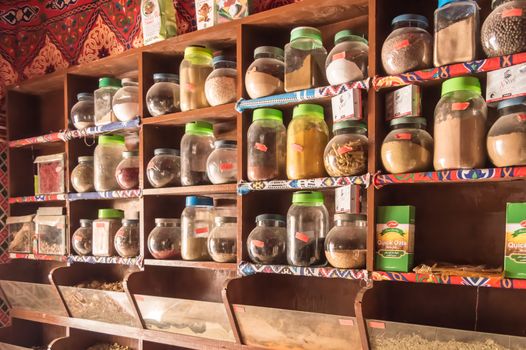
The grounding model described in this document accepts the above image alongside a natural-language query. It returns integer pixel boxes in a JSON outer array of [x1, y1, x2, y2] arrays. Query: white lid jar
[[181, 196, 215, 261], [146, 73, 180, 116], [71, 92, 95, 129], [323, 120, 368, 176], [94, 77, 121, 126], [181, 121, 215, 186], [148, 218, 181, 259], [205, 56, 237, 106], [247, 214, 287, 264], [208, 216, 237, 263], [146, 148, 181, 188], [325, 214, 367, 269], [112, 78, 139, 122], [325, 30, 368, 85], [94, 135, 126, 191], [206, 140, 237, 184], [92, 209, 124, 257], [71, 156, 95, 193], [180, 46, 213, 111], [245, 46, 285, 99], [72, 219, 93, 256]]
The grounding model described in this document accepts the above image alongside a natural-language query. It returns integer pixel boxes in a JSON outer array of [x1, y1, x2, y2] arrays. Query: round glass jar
[[71, 156, 95, 193], [247, 214, 287, 264], [146, 73, 180, 117], [114, 219, 140, 258], [381, 117, 433, 174], [180, 46, 213, 111], [94, 77, 121, 126], [181, 121, 215, 186], [325, 30, 369, 85], [323, 120, 368, 176], [482, 0, 526, 57], [245, 46, 285, 99], [71, 92, 95, 129], [94, 135, 126, 191], [325, 214, 367, 269], [72, 219, 93, 256], [205, 56, 237, 106], [208, 216, 237, 263], [92, 209, 124, 257], [115, 151, 139, 190], [206, 140, 237, 184], [146, 148, 181, 188], [181, 196, 215, 261], [381, 14, 433, 75], [112, 78, 139, 122], [148, 218, 181, 259]]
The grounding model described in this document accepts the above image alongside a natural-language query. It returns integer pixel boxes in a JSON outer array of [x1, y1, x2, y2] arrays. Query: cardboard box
[[217, 0, 250, 23], [385, 85, 421, 120], [335, 185, 365, 214], [331, 89, 363, 122], [504, 202, 526, 279], [195, 0, 217, 30], [486, 63, 526, 105]]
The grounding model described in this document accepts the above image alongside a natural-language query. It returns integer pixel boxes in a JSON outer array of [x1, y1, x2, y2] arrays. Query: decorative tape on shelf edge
[[9, 193, 67, 203], [67, 189, 142, 201], [67, 255, 143, 267], [8, 253, 68, 262]]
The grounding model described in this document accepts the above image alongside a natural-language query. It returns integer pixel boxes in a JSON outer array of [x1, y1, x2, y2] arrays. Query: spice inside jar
[[94, 135, 126, 191], [180, 46, 213, 111], [147, 148, 181, 188], [92, 209, 124, 257], [181, 121, 215, 186], [206, 140, 237, 184], [115, 151, 139, 190], [71, 156, 95, 193], [247, 214, 287, 264], [146, 73, 180, 116], [114, 219, 140, 258], [325, 214, 367, 269], [94, 77, 121, 126], [208, 216, 237, 263], [325, 30, 368, 85], [148, 218, 181, 259], [71, 92, 95, 129], [245, 46, 285, 99], [112, 78, 139, 122], [72, 219, 93, 256], [204, 56, 237, 106], [181, 196, 215, 261], [323, 120, 368, 176]]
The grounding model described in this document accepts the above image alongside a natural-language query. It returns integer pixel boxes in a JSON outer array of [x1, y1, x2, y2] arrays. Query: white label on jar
[[486, 63, 526, 104], [385, 85, 421, 120], [331, 89, 362, 122], [92, 221, 110, 256]]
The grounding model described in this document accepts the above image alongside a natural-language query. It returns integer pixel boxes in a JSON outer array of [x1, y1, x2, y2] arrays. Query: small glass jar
[[205, 56, 237, 106], [92, 209, 124, 257], [287, 191, 329, 266], [114, 219, 140, 258], [247, 214, 287, 264], [146, 148, 181, 188], [482, 0, 526, 57], [381, 14, 433, 75], [148, 218, 181, 259], [323, 120, 368, 176], [208, 216, 237, 263], [94, 135, 126, 192], [206, 140, 237, 184], [487, 97, 526, 167], [325, 214, 367, 269], [112, 78, 139, 122], [71, 156, 95, 193], [325, 30, 369, 85], [181, 121, 215, 186], [180, 46, 213, 111], [381, 117, 433, 174], [181, 196, 215, 261], [146, 73, 180, 117], [285, 27, 327, 92], [94, 77, 121, 126], [245, 46, 285, 99], [287, 104, 329, 179], [71, 92, 95, 129], [434, 77, 487, 170], [72, 219, 93, 256], [115, 151, 139, 190]]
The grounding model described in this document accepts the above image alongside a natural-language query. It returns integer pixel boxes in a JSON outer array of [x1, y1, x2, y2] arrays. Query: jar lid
[[290, 26, 322, 43], [155, 218, 181, 224], [122, 218, 139, 225], [186, 195, 213, 207], [215, 140, 237, 148], [123, 151, 138, 158], [253, 108, 283, 122], [99, 77, 121, 88], [98, 209, 124, 219], [77, 92, 93, 100], [334, 213, 366, 222], [185, 121, 214, 135], [122, 77, 138, 85], [254, 46, 284, 60], [333, 120, 367, 132], [438, 0, 467, 8], [184, 46, 213, 59], [292, 104, 324, 119], [441, 77, 481, 96], [255, 214, 286, 223], [497, 96, 526, 110], [334, 30, 368, 45], [292, 191, 324, 204], [389, 116, 427, 127], [80, 219, 93, 226], [212, 55, 236, 67], [153, 73, 179, 83], [215, 216, 237, 225], [154, 148, 180, 156], [78, 156, 94, 162], [99, 135, 125, 145], [391, 14, 429, 28]]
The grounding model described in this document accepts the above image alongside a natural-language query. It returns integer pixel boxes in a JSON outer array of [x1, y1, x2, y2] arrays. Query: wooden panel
[[0, 319, 65, 350], [49, 328, 139, 350], [142, 342, 191, 350]]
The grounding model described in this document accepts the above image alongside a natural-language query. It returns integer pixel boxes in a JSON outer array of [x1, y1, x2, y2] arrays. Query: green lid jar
[[98, 135, 125, 145], [98, 209, 125, 219], [292, 104, 324, 119], [181, 121, 216, 186], [180, 46, 214, 112], [185, 121, 214, 135], [92, 209, 125, 257], [441, 76, 482, 96], [253, 108, 283, 122], [292, 191, 324, 205]]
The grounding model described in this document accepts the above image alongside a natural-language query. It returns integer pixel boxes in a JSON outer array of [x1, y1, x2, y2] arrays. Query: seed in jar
[[382, 32, 432, 75], [205, 76, 237, 106], [481, 4, 526, 57]]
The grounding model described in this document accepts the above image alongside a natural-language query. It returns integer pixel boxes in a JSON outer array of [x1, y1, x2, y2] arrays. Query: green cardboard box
[[505, 203, 526, 279]]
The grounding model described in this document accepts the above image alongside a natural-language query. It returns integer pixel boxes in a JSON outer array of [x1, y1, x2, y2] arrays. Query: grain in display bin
[[0, 280, 67, 316]]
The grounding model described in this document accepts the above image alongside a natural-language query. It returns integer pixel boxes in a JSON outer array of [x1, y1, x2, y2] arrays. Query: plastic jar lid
[[497, 96, 526, 110], [253, 108, 283, 122], [256, 214, 286, 223], [99, 135, 125, 145], [99, 77, 121, 88], [214, 140, 237, 148], [77, 92, 93, 100], [123, 151, 138, 158], [98, 209, 124, 219], [154, 148, 180, 156], [334, 213, 367, 222], [292, 104, 324, 119], [212, 55, 236, 68], [185, 121, 214, 135], [122, 219, 139, 225], [292, 191, 324, 204], [390, 117, 427, 127], [438, 0, 469, 8], [334, 30, 368, 45], [333, 120, 367, 132], [184, 46, 213, 59], [290, 26, 322, 43], [78, 156, 94, 163], [155, 218, 181, 225], [215, 216, 237, 225], [153, 73, 179, 83], [80, 219, 93, 226], [391, 14, 429, 28], [441, 77, 481, 96], [254, 46, 284, 61], [185, 195, 213, 207]]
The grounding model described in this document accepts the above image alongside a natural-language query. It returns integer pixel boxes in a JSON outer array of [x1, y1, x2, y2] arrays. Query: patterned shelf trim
[[8, 133, 64, 148], [67, 189, 141, 201], [8, 253, 68, 262], [239, 262, 368, 281], [68, 255, 143, 267], [9, 193, 67, 203]]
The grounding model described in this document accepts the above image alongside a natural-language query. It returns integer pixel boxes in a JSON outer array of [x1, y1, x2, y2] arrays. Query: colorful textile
[[68, 254, 143, 266], [67, 189, 141, 201], [239, 262, 368, 281]]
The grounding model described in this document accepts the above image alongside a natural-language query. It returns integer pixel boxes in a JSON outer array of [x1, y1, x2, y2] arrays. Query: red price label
[[395, 133, 412, 140], [332, 52, 346, 62], [503, 8, 523, 17], [338, 145, 354, 154], [254, 143, 268, 152], [295, 232, 310, 243], [291, 143, 304, 152], [517, 114, 526, 122], [252, 240, 265, 248], [395, 39, 410, 50], [339, 318, 354, 326], [194, 227, 209, 235], [369, 321, 386, 329], [219, 162, 234, 171], [234, 305, 245, 313], [452, 102, 470, 111]]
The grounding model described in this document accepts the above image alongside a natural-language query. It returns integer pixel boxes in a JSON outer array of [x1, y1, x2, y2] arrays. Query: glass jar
[[381, 14, 433, 75], [434, 77, 487, 170], [112, 78, 139, 122], [181, 121, 215, 186], [71, 156, 95, 193], [146, 148, 181, 188], [286, 104, 329, 179], [148, 218, 181, 259], [206, 140, 237, 184], [115, 151, 139, 190], [114, 219, 140, 258], [94, 135, 126, 191], [247, 214, 287, 264], [482, 0, 526, 57], [487, 97, 526, 167], [181, 196, 215, 261], [205, 56, 237, 106], [72, 219, 93, 256], [94, 77, 121, 126], [125, 132, 139, 151], [208, 216, 237, 263], [245, 46, 285, 99], [381, 117, 433, 174], [325, 30, 369, 85], [287, 191, 329, 266], [285, 27, 327, 92], [71, 92, 95, 129], [434, 0, 479, 66], [92, 209, 124, 257], [180, 46, 213, 111], [146, 73, 180, 116], [325, 214, 367, 269], [323, 120, 368, 176]]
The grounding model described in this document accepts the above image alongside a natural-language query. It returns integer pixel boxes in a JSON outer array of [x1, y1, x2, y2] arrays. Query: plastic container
[[323, 120, 368, 176], [482, 0, 526, 57], [146, 148, 181, 188], [115, 151, 139, 190], [208, 216, 237, 263], [35, 211, 67, 255], [205, 56, 237, 106], [181, 196, 215, 261], [287, 191, 329, 266], [325, 30, 369, 85], [245, 46, 285, 99], [72, 219, 93, 256], [434, 77, 487, 170], [286, 104, 329, 179], [148, 218, 181, 259], [112, 78, 139, 122], [34, 153, 65, 195], [381, 117, 433, 174], [325, 214, 367, 269], [206, 140, 237, 184], [146, 73, 180, 116], [94, 135, 126, 191], [434, 0, 479, 66], [247, 214, 287, 264], [285, 27, 327, 92], [71, 92, 95, 129], [487, 97, 526, 167], [381, 14, 433, 75], [114, 219, 140, 258], [92, 209, 124, 257], [94, 77, 121, 126], [7, 215, 34, 253], [181, 121, 215, 186], [71, 156, 95, 193], [180, 46, 214, 111]]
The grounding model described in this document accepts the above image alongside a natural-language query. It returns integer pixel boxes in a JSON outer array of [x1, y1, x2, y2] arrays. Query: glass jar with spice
[[72, 219, 93, 256], [323, 120, 368, 176], [247, 214, 287, 264], [205, 56, 237, 106], [381, 117, 433, 174], [115, 151, 139, 190], [92, 209, 124, 257], [71, 156, 95, 193], [114, 219, 140, 258], [94, 77, 121, 126], [206, 140, 237, 184], [147, 148, 181, 188], [146, 73, 180, 116], [208, 216, 237, 263], [284, 27, 327, 92], [325, 30, 368, 85], [181, 121, 215, 186], [180, 46, 213, 111], [181, 196, 215, 261], [112, 78, 139, 122], [94, 135, 126, 192], [148, 218, 181, 259], [245, 46, 285, 99], [71, 93, 95, 129], [325, 214, 367, 269], [287, 104, 329, 179]]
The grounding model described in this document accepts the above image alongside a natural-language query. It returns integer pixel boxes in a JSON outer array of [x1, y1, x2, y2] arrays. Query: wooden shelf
[[9, 194, 67, 204], [237, 175, 370, 194], [9, 253, 68, 262], [238, 262, 368, 280], [143, 183, 237, 196], [144, 259, 237, 270], [142, 103, 237, 126]]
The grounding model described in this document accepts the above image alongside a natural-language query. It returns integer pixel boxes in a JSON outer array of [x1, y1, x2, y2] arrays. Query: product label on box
[[335, 185, 362, 214], [332, 89, 362, 122], [92, 222, 110, 256], [196, 0, 216, 29], [505, 203, 526, 279], [385, 85, 421, 120], [487, 63, 526, 104], [141, 0, 161, 45], [217, 0, 249, 23]]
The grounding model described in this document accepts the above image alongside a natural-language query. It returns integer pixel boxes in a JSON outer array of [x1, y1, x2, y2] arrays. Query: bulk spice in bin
[[181, 121, 215, 186], [325, 30, 368, 86], [148, 218, 181, 259], [245, 46, 285, 99], [71, 93, 95, 129], [146, 73, 180, 116], [147, 148, 181, 188], [181, 196, 215, 261], [180, 46, 213, 111], [247, 214, 287, 264]]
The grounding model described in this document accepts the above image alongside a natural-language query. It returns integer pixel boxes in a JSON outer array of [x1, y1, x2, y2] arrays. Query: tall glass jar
[[181, 196, 215, 261], [325, 30, 369, 85], [72, 219, 93, 256], [323, 120, 368, 176], [181, 121, 215, 186], [92, 209, 124, 257], [247, 214, 287, 264], [112, 78, 139, 122], [71, 156, 95, 193], [245, 46, 285, 99], [287, 104, 329, 179], [114, 219, 140, 258], [115, 151, 139, 190], [325, 214, 367, 269], [94, 77, 121, 126], [71, 93, 95, 129], [148, 218, 181, 259], [208, 216, 237, 263], [205, 56, 237, 106], [482, 0, 526, 57], [180, 46, 213, 111], [146, 73, 180, 116], [284, 27, 327, 92], [287, 191, 329, 266], [434, 77, 487, 170], [94, 135, 126, 191], [146, 148, 181, 188], [206, 140, 237, 184]]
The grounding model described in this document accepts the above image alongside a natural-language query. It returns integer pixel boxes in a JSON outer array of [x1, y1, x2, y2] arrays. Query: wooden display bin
[[0, 319, 65, 350], [48, 328, 139, 350], [142, 341, 192, 350]]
